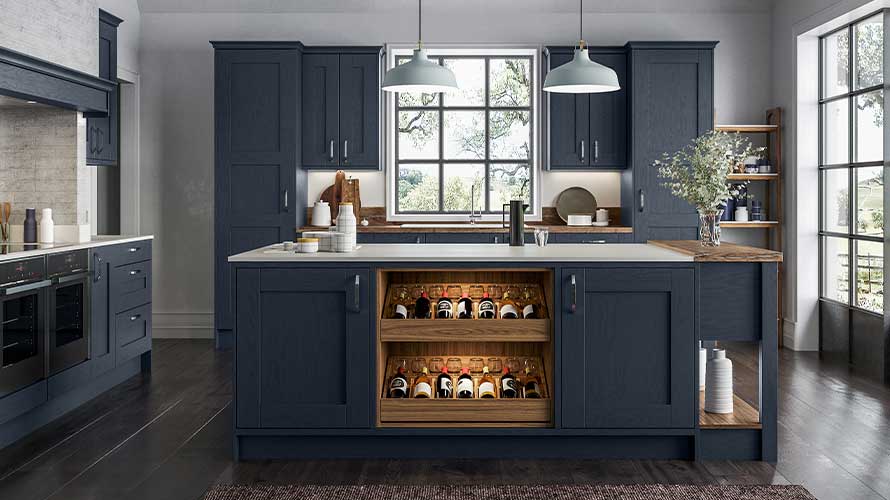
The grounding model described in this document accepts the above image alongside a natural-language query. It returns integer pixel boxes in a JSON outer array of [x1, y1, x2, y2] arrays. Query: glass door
[[54, 282, 85, 348], [0, 288, 45, 396]]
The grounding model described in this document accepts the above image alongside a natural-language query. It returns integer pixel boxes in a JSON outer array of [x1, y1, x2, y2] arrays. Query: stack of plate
[[704, 349, 734, 414]]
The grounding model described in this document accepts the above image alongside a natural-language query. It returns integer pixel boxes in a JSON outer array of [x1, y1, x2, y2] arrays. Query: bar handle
[[639, 189, 645, 212], [582, 240, 607, 244], [343, 140, 348, 162], [94, 253, 102, 282], [130, 314, 141, 322], [2, 279, 52, 296], [129, 269, 142, 276], [570, 274, 577, 313], [594, 140, 599, 162], [128, 247, 140, 253], [283, 189, 289, 211], [353, 274, 361, 312], [580, 139, 585, 162], [329, 139, 335, 161]]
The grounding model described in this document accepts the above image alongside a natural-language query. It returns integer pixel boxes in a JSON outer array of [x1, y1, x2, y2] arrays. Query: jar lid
[[298, 238, 319, 243], [340, 202, 353, 205]]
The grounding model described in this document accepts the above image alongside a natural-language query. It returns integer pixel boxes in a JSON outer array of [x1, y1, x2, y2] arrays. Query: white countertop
[[228, 243, 693, 263], [0, 235, 153, 262]]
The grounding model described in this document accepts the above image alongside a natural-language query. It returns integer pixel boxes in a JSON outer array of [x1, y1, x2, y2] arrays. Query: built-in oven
[[0, 257, 49, 397], [47, 250, 90, 375]]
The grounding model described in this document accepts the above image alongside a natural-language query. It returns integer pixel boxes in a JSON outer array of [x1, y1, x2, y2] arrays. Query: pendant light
[[381, 0, 458, 93], [543, 0, 620, 93]]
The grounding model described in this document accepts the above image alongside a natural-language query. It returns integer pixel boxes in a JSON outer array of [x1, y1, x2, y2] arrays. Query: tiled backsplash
[[0, 107, 90, 226]]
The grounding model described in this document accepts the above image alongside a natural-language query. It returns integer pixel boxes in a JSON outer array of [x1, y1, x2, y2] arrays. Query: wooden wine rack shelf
[[380, 319, 550, 342]]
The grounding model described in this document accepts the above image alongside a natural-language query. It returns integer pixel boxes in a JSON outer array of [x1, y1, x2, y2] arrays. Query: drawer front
[[358, 233, 425, 244], [115, 303, 151, 364], [111, 240, 152, 266], [111, 260, 152, 313], [548, 233, 627, 244]]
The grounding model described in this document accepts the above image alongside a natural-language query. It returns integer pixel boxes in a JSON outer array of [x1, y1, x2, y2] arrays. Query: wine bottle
[[522, 366, 542, 399], [500, 366, 518, 398], [412, 367, 432, 398], [388, 366, 408, 398], [436, 291, 453, 319], [415, 291, 431, 319], [457, 367, 474, 398], [436, 365, 453, 398], [521, 287, 538, 319], [479, 366, 496, 398], [457, 292, 473, 319], [393, 287, 409, 319], [499, 290, 519, 319], [478, 292, 496, 319]]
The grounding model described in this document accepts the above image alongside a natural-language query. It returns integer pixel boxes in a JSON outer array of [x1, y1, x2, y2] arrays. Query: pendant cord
[[578, 0, 584, 49], [418, 0, 423, 48]]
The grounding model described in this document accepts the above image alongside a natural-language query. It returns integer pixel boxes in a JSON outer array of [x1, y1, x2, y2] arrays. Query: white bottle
[[39, 208, 54, 243], [335, 203, 357, 251]]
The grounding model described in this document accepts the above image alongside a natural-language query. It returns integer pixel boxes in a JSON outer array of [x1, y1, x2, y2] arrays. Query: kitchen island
[[228, 242, 780, 462]]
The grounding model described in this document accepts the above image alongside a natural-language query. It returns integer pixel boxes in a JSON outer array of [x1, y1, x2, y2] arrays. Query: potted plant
[[654, 131, 763, 246]]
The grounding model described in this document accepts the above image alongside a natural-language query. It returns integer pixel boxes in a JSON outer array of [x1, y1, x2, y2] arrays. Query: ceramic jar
[[296, 237, 319, 253], [335, 203, 357, 251], [311, 201, 332, 227], [704, 349, 734, 414]]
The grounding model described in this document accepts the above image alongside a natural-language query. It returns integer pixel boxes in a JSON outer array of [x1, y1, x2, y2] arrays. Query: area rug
[[203, 484, 816, 500]]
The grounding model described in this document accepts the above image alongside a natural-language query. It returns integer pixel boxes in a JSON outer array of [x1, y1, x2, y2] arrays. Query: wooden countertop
[[648, 240, 783, 262], [299, 224, 633, 234]]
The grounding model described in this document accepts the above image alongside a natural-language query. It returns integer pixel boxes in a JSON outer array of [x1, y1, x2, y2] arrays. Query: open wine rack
[[376, 269, 555, 428]]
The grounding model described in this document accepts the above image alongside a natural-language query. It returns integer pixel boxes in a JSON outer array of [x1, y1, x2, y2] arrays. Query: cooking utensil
[[555, 187, 597, 223]]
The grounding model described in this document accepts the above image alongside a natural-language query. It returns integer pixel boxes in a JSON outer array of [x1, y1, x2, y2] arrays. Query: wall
[[138, 3, 773, 336]]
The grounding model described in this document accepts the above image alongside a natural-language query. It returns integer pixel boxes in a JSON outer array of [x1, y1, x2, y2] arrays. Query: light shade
[[543, 48, 621, 94], [382, 49, 458, 93]]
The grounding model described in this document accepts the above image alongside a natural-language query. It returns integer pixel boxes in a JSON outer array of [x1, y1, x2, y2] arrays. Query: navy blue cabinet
[[235, 268, 370, 428], [86, 10, 122, 166], [302, 48, 380, 170], [90, 247, 114, 375], [625, 43, 716, 241], [213, 44, 306, 342], [547, 233, 629, 244], [357, 233, 424, 244], [547, 47, 627, 170], [561, 267, 695, 428]]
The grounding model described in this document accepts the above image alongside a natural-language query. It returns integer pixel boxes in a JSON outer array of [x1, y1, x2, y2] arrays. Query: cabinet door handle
[[130, 314, 141, 322], [570, 274, 577, 313], [594, 140, 599, 162], [353, 274, 361, 312], [343, 139, 348, 162], [283, 189, 289, 211], [494, 236, 499, 244], [129, 269, 142, 276], [95, 128, 104, 154], [329, 139, 335, 161], [639, 189, 645, 212], [583, 240, 606, 244], [415, 236, 422, 244], [128, 247, 140, 253], [580, 139, 585, 162], [93, 253, 102, 282]]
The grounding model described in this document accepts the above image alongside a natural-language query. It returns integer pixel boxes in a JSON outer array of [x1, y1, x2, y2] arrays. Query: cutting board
[[319, 175, 361, 221]]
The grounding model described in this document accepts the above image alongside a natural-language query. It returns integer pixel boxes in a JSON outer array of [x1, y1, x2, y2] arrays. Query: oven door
[[49, 274, 90, 375], [0, 280, 50, 397]]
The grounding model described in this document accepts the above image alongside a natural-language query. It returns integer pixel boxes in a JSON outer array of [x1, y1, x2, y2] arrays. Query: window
[[819, 13, 885, 313], [388, 48, 539, 219]]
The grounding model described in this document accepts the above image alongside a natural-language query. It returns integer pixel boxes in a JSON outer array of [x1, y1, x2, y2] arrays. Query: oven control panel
[[0, 258, 46, 287], [47, 250, 89, 277]]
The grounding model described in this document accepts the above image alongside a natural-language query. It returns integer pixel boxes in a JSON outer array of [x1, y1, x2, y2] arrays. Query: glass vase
[[698, 208, 724, 247]]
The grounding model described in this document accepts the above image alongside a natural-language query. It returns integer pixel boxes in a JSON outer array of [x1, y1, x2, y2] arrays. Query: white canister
[[595, 209, 609, 223], [295, 237, 319, 253], [335, 203, 357, 251], [311, 201, 332, 227], [567, 214, 592, 226], [38, 208, 54, 243], [704, 349, 734, 414], [302, 231, 334, 252], [734, 206, 749, 222], [332, 232, 353, 252], [698, 341, 707, 390]]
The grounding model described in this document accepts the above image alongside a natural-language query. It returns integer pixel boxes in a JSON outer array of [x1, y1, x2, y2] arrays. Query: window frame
[[818, 10, 886, 316], [385, 45, 542, 221]]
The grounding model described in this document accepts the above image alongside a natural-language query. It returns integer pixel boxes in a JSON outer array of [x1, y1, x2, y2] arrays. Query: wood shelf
[[721, 221, 780, 229], [715, 124, 779, 133], [379, 399, 552, 427], [380, 319, 550, 342], [727, 173, 779, 181], [699, 391, 761, 429]]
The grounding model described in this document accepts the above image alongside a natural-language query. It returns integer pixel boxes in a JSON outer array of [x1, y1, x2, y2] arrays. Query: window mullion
[[485, 57, 491, 213]]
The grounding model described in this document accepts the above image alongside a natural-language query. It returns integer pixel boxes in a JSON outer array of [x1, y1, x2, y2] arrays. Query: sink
[[399, 223, 508, 229]]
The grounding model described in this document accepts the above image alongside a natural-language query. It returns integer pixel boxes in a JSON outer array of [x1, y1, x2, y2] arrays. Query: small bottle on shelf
[[457, 367, 474, 399], [415, 291, 432, 319], [522, 360, 542, 399], [436, 291, 453, 319], [478, 366, 496, 399], [521, 287, 538, 319], [457, 292, 474, 319], [412, 367, 432, 398], [393, 286, 409, 319], [388, 366, 409, 398], [500, 367, 518, 398], [499, 290, 519, 319], [478, 292, 496, 319], [436, 365, 453, 398]]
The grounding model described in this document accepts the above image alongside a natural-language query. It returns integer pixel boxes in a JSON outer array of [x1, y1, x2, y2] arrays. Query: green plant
[[654, 131, 764, 211]]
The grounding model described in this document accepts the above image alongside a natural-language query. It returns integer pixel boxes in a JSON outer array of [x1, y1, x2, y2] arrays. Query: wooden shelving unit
[[717, 107, 784, 347], [699, 391, 761, 429]]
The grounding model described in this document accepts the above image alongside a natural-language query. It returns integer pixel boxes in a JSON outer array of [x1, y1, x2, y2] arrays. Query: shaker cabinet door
[[587, 52, 627, 169], [548, 52, 590, 169], [338, 53, 379, 168], [561, 268, 694, 429], [302, 53, 341, 168], [236, 268, 371, 429]]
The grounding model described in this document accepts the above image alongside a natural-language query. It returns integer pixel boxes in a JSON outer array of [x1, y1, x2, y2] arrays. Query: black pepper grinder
[[23, 208, 37, 243], [502, 200, 529, 246]]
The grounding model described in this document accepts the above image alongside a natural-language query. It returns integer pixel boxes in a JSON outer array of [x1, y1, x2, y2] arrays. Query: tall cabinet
[[621, 42, 717, 241], [213, 42, 307, 346], [86, 10, 122, 166]]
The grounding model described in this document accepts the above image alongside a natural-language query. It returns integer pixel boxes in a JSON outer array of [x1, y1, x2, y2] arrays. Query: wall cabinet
[[561, 267, 695, 428], [625, 43, 716, 241], [86, 10, 122, 166], [235, 268, 370, 428], [547, 47, 627, 170], [302, 49, 380, 170]]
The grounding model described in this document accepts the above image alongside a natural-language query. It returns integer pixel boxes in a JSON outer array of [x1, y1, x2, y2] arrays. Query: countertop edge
[[0, 235, 154, 262], [648, 240, 783, 263], [299, 225, 634, 234]]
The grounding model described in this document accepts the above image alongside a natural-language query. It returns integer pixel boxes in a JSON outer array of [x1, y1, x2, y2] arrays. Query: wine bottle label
[[389, 378, 407, 397], [438, 377, 453, 396], [437, 300, 453, 318], [478, 381, 496, 398], [522, 304, 535, 318], [501, 377, 517, 395], [500, 304, 518, 319], [457, 377, 474, 395], [457, 300, 470, 318], [394, 304, 408, 319], [412, 382, 432, 398], [479, 300, 496, 318]]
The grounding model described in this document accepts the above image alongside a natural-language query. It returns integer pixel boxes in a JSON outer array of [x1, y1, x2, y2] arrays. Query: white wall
[[138, 4, 772, 336]]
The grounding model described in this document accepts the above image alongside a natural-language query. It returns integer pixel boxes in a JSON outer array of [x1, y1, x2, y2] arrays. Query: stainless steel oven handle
[[2, 279, 52, 296], [53, 273, 89, 284]]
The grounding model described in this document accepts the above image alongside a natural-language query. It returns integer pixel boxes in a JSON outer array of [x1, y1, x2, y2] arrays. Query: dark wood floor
[[0, 339, 887, 500]]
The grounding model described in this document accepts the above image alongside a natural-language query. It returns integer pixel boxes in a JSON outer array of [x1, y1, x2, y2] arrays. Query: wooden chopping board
[[319, 176, 361, 221]]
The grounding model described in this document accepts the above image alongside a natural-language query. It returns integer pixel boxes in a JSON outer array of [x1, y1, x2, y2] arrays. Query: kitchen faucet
[[469, 184, 482, 224]]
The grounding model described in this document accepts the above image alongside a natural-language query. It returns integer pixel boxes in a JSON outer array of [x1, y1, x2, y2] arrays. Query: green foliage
[[654, 131, 763, 211]]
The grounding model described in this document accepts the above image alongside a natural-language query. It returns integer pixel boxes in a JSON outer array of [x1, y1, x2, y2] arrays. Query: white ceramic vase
[[704, 348, 733, 414], [335, 203, 357, 251], [38, 208, 54, 243]]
